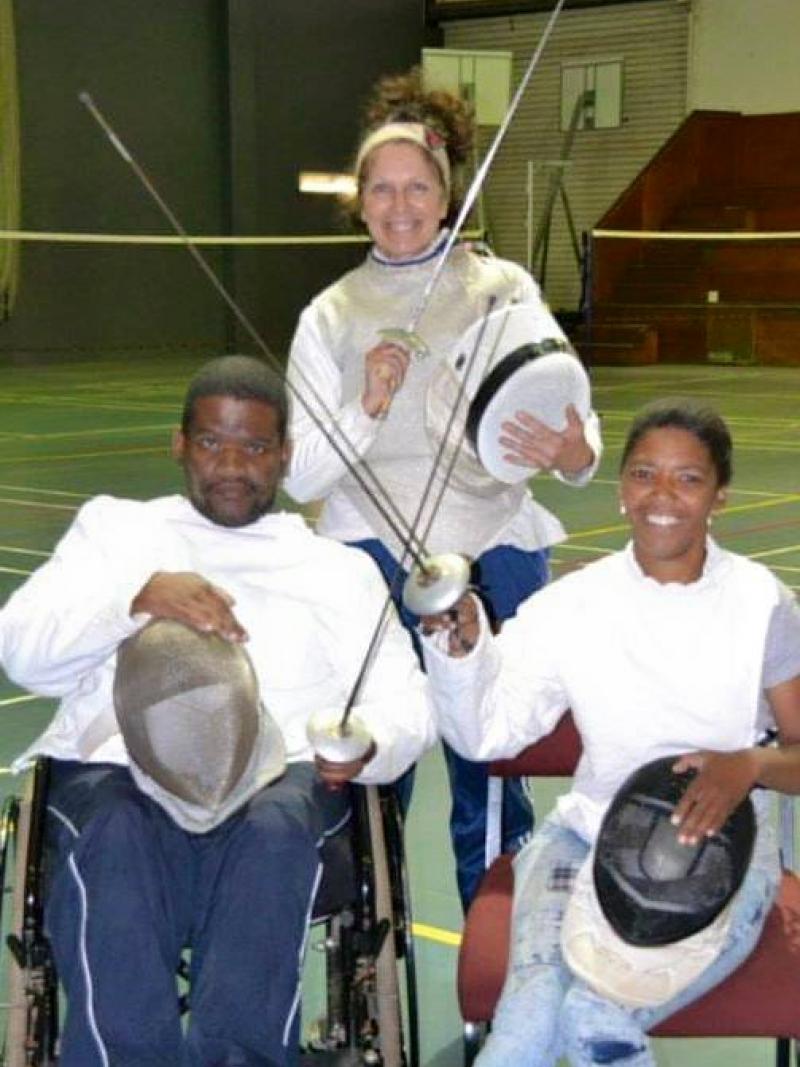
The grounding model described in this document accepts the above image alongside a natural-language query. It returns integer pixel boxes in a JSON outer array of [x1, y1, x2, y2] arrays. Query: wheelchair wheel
[[379, 790, 419, 1067], [302, 785, 419, 1067], [0, 766, 58, 1066]]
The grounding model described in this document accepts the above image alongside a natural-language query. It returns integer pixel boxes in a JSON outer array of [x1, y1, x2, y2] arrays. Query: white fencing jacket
[[423, 540, 800, 841], [0, 495, 436, 784]]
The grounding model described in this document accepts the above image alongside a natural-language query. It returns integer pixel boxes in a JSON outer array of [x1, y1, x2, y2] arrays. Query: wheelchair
[[0, 760, 420, 1067]]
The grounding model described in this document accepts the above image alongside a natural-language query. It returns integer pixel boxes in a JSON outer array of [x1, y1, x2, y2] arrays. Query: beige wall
[[444, 1, 689, 310], [688, 0, 800, 114]]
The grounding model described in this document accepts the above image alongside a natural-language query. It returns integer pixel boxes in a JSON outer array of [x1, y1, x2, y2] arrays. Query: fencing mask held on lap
[[562, 755, 755, 1008], [114, 618, 286, 833]]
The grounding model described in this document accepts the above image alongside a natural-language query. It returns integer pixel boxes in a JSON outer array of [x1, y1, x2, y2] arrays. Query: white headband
[[354, 122, 451, 196]]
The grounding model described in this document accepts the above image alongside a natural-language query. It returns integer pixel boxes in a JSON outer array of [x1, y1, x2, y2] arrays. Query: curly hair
[[361, 68, 474, 168], [341, 67, 475, 228]]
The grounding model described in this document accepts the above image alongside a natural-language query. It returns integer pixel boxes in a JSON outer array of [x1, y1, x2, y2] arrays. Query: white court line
[[0, 545, 50, 557], [0, 446, 165, 465], [0, 496, 78, 512], [11, 424, 174, 442], [0, 396, 175, 414], [0, 565, 33, 576], [0, 694, 38, 708], [0, 483, 89, 499]]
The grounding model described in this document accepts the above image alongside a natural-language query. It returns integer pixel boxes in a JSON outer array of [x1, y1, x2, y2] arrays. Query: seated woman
[[420, 400, 800, 1067]]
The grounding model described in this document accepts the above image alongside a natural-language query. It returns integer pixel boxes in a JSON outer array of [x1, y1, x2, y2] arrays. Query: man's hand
[[670, 749, 761, 844], [420, 593, 481, 658], [498, 403, 594, 475], [315, 741, 377, 789], [362, 342, 411, 419], [130, 572, 248, 643]]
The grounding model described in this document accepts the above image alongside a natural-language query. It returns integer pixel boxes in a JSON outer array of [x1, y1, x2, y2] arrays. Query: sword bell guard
[[307, 711, 373, 763], [402, 552, 471, 616]]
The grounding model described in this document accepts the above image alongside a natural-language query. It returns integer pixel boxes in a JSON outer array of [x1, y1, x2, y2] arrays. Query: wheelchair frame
[[0, 761, 419, 1067]]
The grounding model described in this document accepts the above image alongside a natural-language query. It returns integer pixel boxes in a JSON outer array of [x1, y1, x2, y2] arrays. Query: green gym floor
[[1, 356, 799, 1065]]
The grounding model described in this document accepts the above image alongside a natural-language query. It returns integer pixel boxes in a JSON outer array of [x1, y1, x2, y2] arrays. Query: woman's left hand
[[498, 403, 594, 475], [670, 749, 761, 844]]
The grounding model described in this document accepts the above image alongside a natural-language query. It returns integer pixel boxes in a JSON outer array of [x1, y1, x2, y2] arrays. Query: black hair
[[620, 399, 733, 487], [181, 355, 289, 438]]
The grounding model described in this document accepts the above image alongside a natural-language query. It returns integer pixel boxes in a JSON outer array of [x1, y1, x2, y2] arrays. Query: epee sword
[[380, 0, 568, 357]]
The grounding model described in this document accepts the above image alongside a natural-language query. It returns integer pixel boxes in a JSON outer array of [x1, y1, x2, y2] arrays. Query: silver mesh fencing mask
[[113, 619, 286, 833]]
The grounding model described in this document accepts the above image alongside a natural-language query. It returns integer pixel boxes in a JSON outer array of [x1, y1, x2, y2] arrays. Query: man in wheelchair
[[0, 355, 435, 1067]]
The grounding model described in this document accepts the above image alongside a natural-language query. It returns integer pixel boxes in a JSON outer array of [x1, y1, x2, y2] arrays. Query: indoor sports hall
[[1, 1, 799, 1065]]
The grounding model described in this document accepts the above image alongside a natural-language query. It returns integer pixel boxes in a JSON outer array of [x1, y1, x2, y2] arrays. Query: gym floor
[[1, 356, 798, 1065]]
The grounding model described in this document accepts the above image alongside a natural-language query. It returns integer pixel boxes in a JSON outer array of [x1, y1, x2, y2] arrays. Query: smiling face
[[619, 426, 727, 584], [173, 395, 290, 528], [359, 141, 448, 261]]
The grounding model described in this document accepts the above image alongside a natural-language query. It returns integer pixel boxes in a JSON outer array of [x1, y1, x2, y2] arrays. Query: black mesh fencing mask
[[594, 754, 755, 947], [562, 754, 755, 1008]]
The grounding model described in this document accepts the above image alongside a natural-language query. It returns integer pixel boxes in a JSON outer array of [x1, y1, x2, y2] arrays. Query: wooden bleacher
[[574, 111, 800, 366]]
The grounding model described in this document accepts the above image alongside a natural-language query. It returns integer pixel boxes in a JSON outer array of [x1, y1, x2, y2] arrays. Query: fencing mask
[[114, 618, 286, 833], [562, 755, 755, 1008]]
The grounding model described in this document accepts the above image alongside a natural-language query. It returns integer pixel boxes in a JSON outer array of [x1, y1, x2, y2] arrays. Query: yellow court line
[[569, 519, 631, 539], [569, 494, 800, 542], [0, 228, 372, 246], [555, 543, 612, 556], [593, 228, 800, 241], [0, 496, 78, 512], [411, 921, 461, 947], [0, 227, 477, 247], [600, 437, 800, 456], [729, 486, 800, 500], [591, 477, 799, 500], [593, 373, 758, 393], [748, 544, 800, 561], [724, 495, 800, 515]]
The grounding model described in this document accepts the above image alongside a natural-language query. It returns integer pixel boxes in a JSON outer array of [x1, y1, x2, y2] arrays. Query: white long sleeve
[[284, 308, 380, 503], [1, 495, 437, 779], [0, 496, 168, 695], [423, 541, 791, 842], [421, 598, 567, 763]]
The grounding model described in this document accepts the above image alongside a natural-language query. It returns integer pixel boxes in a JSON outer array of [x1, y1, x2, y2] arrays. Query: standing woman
[[285, 70, 602, 909]]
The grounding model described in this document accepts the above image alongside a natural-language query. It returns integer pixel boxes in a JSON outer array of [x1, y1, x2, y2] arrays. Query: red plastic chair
[[459, 713, 800, 1066]]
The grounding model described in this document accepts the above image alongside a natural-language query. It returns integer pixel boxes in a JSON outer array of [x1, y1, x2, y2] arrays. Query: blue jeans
[[476, 813, 780, 1067], [351, 539, 549, 909]]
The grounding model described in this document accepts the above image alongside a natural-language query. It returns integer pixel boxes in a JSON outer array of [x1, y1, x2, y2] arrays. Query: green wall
[[1, 0, 433, 363]]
